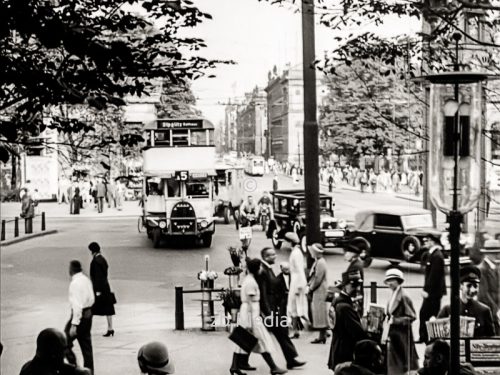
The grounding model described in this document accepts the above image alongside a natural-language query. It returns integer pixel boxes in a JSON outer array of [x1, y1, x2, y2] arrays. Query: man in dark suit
[[418, 234, 446, 343], [328, 270, 367, 371], [258, 247, 306, 370], [276, 262, 290, 318], [344, 244, 364, 317], [438, 265, 495, 338]]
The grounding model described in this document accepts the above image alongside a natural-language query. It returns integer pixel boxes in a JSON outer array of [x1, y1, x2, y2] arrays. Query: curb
[[1, 229, 58, 247]]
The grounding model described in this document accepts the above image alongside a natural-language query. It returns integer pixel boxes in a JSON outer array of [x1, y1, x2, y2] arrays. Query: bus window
[[227, 171, 232, 186], [166, 178, 181, 197], [146, 177, 162, 195], [154, 131, 170, 146], [190, 130, 206, 146], [216, 170, 227, 186], [186, 180, 209, 197], [172, 130, 189, 146], [208, 129, 214, 145]]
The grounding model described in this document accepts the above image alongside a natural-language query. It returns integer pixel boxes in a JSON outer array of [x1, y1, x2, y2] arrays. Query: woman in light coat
[[384, 268, 419, 375], [286, 232, 308, 339], [308, 243, 329, 344]]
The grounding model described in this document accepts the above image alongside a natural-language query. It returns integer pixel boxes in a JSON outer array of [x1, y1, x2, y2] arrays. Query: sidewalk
[[0, 200, 142, 220]]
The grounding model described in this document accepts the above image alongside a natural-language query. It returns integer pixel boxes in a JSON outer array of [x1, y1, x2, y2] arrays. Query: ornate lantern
[[427, 72, 486, 214]]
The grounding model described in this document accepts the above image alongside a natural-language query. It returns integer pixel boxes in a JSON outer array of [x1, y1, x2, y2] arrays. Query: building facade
[[235, 88, 267, 156], [265, 64, 327, 166]]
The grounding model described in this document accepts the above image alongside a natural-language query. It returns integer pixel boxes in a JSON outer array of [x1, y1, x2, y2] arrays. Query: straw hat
[[284, 232, 300, 245], [480, 239, 500, 254], [308, 243, 324, 257]]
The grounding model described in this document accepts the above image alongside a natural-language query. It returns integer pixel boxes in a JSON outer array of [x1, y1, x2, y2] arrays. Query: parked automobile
[[345, 208, 472, 267], [265, 190, 348, 250]]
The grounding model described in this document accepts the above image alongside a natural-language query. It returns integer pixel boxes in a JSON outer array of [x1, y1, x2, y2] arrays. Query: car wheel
[[271, 228, 282, 249], [201, 234, 213, 248], [152, 228, 162, 248], [223, 206, 231, 224], [351, 237, 372, 267], [401, 235, 421, 261]]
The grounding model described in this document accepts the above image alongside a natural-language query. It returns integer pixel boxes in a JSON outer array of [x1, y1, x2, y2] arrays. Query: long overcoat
[[90, 253, 115, 316], [328, 293, 367, 370], [308, 257, 328, 328], [287, 245, 308, 318], [386, 287, 419, 374]]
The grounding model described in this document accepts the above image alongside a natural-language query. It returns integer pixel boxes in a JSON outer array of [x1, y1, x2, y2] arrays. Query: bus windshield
[[186, 180, 210, 198]]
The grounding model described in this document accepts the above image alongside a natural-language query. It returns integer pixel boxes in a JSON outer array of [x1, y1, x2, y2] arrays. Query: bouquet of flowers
[[224, 266, 243, 276], [197, 270, 218, 281]]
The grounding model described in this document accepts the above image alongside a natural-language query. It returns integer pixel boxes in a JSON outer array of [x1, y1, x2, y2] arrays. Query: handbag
[[228, 326, 258, 353]]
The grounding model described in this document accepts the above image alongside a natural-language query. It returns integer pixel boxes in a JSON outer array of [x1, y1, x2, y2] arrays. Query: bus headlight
[[159, 221, 167, 229], [200, 220, 209, 228]]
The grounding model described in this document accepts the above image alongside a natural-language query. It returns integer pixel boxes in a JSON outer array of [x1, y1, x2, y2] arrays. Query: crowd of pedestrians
[[228, 232, 500, 375], [58, 176, 127, 214]]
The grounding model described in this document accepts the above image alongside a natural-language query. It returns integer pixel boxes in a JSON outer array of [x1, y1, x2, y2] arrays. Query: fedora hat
[[138, 341, 175, 374], [308, 243, 324, 257], [384, 268, 405, 284], [284, 232, 300, 245], [480, 239, 500, 254]]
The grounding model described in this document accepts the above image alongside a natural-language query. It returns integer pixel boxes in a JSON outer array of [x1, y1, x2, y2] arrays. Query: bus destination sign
[[157, 119, 203, 129]]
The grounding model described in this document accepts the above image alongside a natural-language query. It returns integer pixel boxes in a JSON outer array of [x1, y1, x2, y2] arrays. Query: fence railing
[[1, 212, 46, 241]]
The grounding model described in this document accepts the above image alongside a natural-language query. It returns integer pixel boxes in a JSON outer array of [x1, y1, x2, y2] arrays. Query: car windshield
[[401, 214, 433, 229]]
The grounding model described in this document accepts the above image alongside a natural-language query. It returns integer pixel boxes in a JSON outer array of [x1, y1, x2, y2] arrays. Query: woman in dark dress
[[72, 188, 82, 215], [88, 242, 116, 337]]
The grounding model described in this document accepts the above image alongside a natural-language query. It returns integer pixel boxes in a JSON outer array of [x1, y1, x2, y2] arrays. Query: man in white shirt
[[65, 260, 95, 373]]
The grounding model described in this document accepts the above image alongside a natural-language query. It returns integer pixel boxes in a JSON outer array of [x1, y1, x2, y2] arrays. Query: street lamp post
[[425, 32, 487, 374]]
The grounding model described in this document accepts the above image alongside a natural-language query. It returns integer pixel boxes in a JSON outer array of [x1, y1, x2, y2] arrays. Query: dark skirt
[[92, 292, 116, 316]]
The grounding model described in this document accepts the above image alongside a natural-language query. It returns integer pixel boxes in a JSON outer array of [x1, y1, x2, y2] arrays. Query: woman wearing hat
[[383, 268, 418, 375], [286, 232, 309, 339], [88, 242, 116, 337], [307, 243, 329, 344]]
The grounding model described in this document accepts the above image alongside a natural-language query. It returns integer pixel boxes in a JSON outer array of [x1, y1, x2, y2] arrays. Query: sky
[[185, 0, 421, 125]]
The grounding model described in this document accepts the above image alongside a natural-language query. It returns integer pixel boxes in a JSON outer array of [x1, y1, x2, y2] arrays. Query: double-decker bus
[[244, 156, 265, 176], [141, 119, 216, 248]]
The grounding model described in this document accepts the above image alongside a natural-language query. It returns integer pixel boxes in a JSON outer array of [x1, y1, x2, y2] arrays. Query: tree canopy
[[319, 58, 425, 161], [0, 0, 228, 161]]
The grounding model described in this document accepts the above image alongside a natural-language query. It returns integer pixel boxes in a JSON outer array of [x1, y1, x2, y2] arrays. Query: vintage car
[[345, 208, 472, 267], [265, 190, 348, 250]]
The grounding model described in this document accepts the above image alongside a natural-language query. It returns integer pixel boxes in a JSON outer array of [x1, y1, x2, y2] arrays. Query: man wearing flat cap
[[418, 233, 446, 343], [477, 239, 500, 335], [437, 265, 495, 337], [328, 270, 367, 371], [344, 244, 364, 317]]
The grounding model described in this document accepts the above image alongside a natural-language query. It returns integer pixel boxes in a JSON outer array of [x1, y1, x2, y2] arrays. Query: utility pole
[[301, 0, 320, 256]]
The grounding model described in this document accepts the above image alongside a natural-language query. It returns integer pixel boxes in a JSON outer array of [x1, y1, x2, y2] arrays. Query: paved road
[[0, 174, 468, 374]]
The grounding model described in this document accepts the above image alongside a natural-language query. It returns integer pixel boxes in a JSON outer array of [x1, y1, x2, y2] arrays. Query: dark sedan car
[[346, 208, 472, 267]]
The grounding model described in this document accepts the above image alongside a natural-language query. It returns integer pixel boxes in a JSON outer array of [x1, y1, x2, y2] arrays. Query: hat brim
[[308, 245, 324, 254], [384, 276, 404, 284], [145, 361, 175, 374]]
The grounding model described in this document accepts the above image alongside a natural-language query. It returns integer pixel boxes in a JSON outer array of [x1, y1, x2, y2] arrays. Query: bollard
[[14, 217, 19, 237], [175, 286, 185, 330], [370, 281, 377, 303], [1, 220, 5, 241], [41, 212, 46, 231], [25, 217, 33, 234]]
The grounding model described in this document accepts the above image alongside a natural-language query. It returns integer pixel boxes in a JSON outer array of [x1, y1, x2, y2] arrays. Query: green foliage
[[319, 59, 425, 161], [156, 81, 202, 118], [0, 0, 229, 160]]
